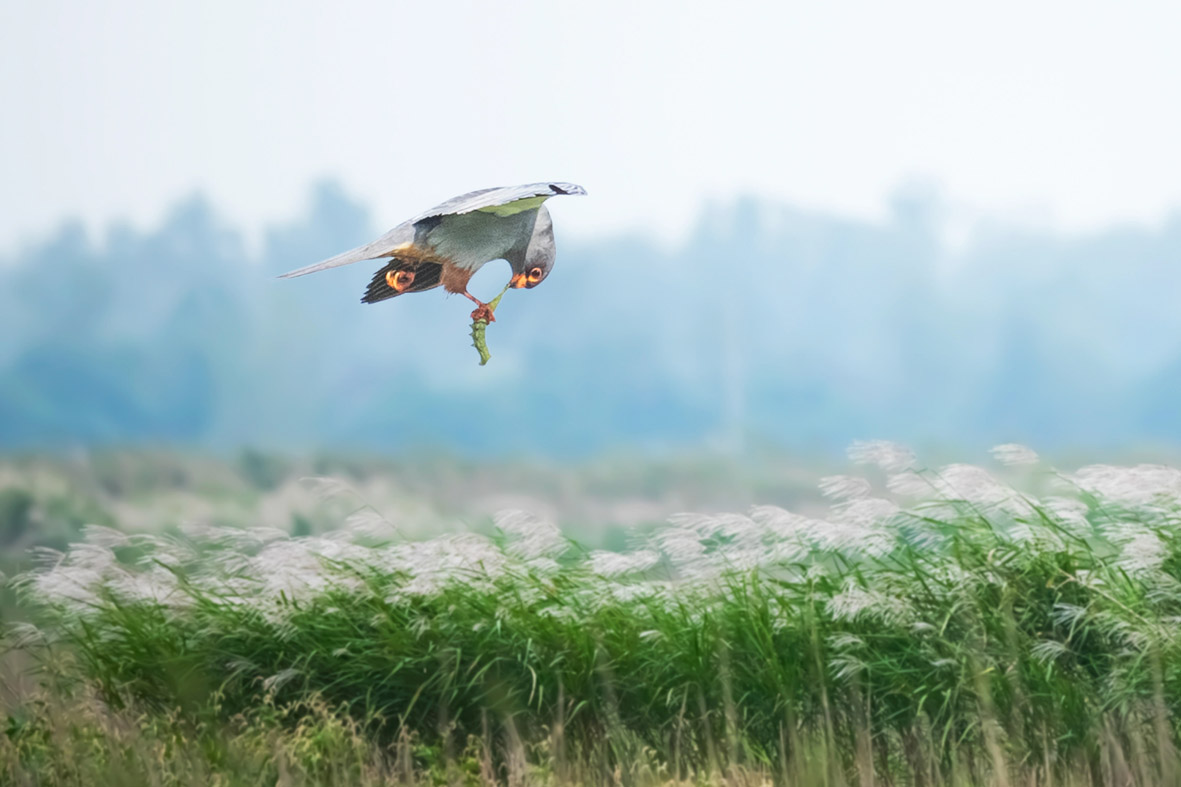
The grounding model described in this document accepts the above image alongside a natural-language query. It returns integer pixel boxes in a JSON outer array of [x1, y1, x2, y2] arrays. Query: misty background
[[3, 1, 1181, 462], [2, 180, 1179, 458]]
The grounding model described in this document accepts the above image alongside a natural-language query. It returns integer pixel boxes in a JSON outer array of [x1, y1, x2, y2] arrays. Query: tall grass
[[6, 443, 1181, 784]]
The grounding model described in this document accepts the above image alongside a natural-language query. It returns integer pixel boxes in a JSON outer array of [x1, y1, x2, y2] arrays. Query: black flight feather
[[362, 258, 443, 304]]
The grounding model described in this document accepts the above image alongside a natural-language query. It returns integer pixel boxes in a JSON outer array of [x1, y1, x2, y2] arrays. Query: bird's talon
[[470, 305, 496, 323]]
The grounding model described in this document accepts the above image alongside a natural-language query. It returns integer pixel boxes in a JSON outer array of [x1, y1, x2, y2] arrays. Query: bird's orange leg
[[463, 291, 496, 323]]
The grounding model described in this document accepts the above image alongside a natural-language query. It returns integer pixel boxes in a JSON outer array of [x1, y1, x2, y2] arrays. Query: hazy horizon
[[3, 178, 1181, 459], [5, 1, 1181, 460]]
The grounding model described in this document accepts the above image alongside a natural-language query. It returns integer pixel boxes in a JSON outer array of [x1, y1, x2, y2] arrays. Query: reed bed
[[5, 442, 1181, 785]]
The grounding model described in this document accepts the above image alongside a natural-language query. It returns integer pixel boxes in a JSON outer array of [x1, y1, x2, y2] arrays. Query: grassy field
[[3, 443, 1181, 785]]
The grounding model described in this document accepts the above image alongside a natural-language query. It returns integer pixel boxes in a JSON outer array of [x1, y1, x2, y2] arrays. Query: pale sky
[[3, 0, 1181, 253]]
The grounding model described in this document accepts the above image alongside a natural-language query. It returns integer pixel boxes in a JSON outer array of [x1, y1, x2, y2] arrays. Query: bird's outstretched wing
[[277, 182, 585, 280], [361, 258, 443, 304], [410, 182, 586, 222], [276, 223, 415, 279]]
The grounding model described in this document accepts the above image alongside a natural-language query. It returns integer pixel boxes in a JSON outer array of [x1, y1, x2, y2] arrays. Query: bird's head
[[510, 208, 557, 289]]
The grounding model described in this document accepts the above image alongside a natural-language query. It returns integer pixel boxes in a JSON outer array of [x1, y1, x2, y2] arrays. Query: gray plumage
[[277, 182, 586, 284]]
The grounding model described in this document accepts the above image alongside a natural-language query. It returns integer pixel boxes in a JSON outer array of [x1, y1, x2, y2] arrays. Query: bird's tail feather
[[362, 259, 443, 304]]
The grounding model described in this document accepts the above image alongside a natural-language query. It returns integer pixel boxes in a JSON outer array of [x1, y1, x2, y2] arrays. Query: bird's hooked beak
[[509, 272, 528, 289]]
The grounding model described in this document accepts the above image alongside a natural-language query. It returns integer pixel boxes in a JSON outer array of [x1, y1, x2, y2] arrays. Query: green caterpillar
[[469, 283, 512, 366], [470, 317, 493, 366]]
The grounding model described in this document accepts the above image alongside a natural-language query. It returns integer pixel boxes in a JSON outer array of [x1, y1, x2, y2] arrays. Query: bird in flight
[[278, 182, 587, 323]]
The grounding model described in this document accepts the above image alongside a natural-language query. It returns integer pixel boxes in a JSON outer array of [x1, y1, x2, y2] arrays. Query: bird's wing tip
[[549, 182, 587, 196]]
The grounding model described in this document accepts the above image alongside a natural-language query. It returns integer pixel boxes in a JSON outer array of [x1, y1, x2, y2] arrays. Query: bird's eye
[[528, 267, 544, 283]]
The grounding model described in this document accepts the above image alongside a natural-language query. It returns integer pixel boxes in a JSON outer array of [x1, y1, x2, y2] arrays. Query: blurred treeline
[[2, 182, 1180, 456]]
